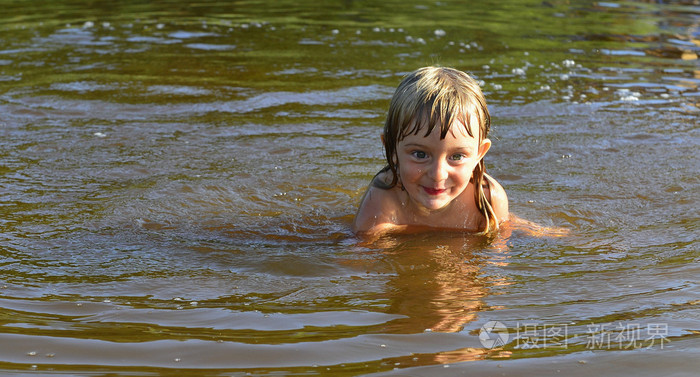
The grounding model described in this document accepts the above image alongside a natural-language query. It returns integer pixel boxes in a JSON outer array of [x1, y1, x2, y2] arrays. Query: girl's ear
[[478, 138, 491, 160]]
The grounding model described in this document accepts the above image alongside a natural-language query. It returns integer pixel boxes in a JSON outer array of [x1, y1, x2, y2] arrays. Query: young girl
[[352, 66, 508, 236]]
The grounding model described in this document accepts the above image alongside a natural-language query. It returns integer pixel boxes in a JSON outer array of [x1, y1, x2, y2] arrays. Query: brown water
[[1, 0, 699, 375]]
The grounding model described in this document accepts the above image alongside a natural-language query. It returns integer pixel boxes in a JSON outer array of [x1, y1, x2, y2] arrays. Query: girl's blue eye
[[413, 151, 427, 159], [451, 154, 465, 161]]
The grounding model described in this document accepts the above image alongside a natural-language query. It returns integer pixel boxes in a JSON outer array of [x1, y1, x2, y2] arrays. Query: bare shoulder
[[485, 173, 509, 223], [351, 183, 400, 235]]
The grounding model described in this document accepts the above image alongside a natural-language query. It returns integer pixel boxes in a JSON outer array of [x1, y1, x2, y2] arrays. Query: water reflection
[[352, 233, 507, 333], [342, 231, 518, 366]]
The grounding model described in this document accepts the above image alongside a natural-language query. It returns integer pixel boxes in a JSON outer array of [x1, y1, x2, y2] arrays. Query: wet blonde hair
[[381, 66, 498, 234]]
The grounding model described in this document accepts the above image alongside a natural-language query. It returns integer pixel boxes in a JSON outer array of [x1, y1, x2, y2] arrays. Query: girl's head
[[381, 66, 497, 233]]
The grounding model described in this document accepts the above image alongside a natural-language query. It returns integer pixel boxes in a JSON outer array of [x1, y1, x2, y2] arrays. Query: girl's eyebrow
[[402, 142, 428, 148], [402, 142, 473, 151]]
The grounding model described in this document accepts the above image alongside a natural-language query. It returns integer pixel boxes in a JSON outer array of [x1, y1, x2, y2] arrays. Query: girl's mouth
[[423, 187, 447, 195]]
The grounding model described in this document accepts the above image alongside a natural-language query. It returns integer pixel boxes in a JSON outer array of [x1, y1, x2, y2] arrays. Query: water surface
[[1, 0, 699, 375]]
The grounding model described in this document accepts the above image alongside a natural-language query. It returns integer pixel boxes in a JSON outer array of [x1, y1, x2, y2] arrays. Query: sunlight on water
[[0, 0, 698, 375]]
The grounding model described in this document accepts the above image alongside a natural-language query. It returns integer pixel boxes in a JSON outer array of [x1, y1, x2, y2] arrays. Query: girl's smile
[[423, 187, 447, 195]]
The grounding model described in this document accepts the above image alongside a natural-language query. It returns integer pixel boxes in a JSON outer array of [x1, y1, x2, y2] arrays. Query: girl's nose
[[429, 159, 449, 181]]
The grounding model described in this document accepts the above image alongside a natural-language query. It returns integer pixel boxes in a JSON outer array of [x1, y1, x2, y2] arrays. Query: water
[[1, 0, 698, 375]]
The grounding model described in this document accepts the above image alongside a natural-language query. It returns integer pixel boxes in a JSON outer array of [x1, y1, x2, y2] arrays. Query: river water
[[1, 0, 699, 375]]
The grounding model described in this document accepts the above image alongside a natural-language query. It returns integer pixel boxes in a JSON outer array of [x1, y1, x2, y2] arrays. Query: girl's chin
[[406, 188, 454, 211], [416, 198, 451, 211], [425, 203, 449, 211]]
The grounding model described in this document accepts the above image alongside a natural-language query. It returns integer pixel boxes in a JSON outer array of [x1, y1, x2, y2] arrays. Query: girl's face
[[396, 115, 490, 213]]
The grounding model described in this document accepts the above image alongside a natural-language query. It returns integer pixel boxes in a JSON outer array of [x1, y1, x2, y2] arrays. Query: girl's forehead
[[450, 116, 480, 137], [400, 113, 481, 140], [399, 124, 481, 149]]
